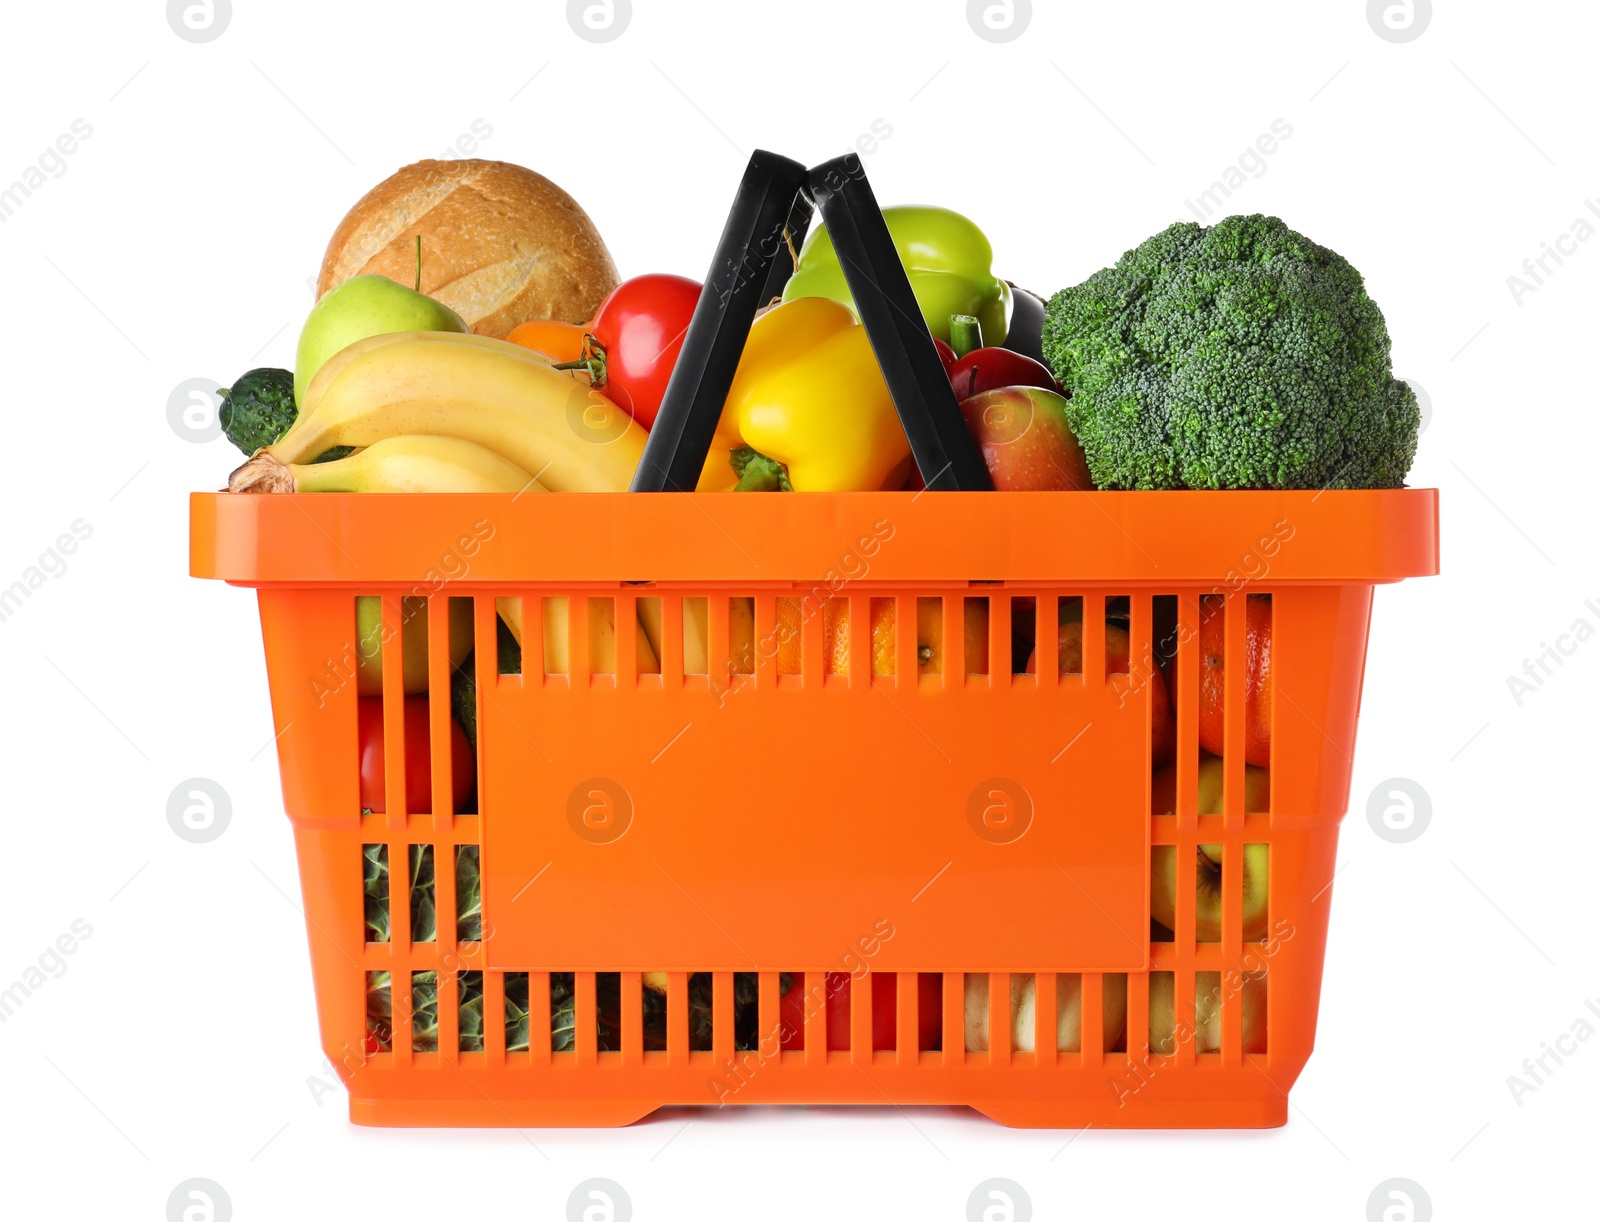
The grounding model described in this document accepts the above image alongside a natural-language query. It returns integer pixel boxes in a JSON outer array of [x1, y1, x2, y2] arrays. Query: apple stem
[[414, 235, 422, 292], [949, 314, 983, 359]]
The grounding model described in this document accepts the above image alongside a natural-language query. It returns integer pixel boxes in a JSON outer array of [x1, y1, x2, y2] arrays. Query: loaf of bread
[[315, 159, 619, 339]]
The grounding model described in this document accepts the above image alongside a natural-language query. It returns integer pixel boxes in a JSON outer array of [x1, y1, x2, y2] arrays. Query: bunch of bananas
[[228, 331, 647, 495]]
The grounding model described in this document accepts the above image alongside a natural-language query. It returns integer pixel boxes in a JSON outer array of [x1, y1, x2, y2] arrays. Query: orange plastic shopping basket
[[193, 149, 1437, 1127], [190, 484, 1438, 1128]]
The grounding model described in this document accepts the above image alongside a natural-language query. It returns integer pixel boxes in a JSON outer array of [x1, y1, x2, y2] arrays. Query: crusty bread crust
[[315, 159, 620, 338]]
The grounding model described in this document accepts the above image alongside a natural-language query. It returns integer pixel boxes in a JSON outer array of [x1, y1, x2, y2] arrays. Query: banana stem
[[228, 450, 296, 493]]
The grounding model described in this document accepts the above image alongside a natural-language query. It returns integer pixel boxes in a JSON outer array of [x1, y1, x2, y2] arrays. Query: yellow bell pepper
[[695, 296, 911, 492]]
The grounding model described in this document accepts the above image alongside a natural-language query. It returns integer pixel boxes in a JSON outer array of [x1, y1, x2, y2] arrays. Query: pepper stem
[[948, 314, 983, 359], [550, 334, 609, 386], [414, 235, 422, 292], [729, 445, 793, 492]]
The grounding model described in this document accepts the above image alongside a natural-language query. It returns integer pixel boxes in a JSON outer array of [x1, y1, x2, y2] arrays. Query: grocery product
[[295, 272, 469, 404], [1041, 213, 1420, 490], [268, 435, 543, 495], [315, 158, 619, 339], [693, 297, 908, 492], [1150, 757, 1272, 942], [958, 386, 1093, 492], [218, 367, 297, 453], [229, 331, 644, 495], [784, 204, 1011, 345]]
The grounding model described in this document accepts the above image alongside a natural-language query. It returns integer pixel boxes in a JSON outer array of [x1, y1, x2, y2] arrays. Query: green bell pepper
[[781, 205, 1011, 346]]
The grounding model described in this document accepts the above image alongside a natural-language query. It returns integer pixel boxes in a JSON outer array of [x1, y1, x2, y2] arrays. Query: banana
[[285, 435, 546, 494], [636, 597, 711, 675], [298, 328, 543, 411], [229, 332, 644, 494], [496, 596, 659, 675]]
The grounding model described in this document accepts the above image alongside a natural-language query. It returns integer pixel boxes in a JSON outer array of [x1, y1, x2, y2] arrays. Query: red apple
[[959, 386, 1093, 491]]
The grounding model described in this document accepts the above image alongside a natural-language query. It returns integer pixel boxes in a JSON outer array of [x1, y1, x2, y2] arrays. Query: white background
[[0, 0, 1592, 1218]]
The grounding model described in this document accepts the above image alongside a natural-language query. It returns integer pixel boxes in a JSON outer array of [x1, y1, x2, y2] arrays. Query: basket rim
[[190, 488, 1438, 587]]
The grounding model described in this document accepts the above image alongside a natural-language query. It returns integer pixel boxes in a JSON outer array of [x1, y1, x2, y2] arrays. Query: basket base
[[968, 1096, 1287, 1129], [349, 1095, 661, 1128], [347, 1094, 1288, 1130]]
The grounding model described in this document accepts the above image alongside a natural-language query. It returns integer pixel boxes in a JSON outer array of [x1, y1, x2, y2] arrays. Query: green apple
[[355, 596, 474, 698], [294, 274, 469, 403], [1150, 756, 1270, 941]]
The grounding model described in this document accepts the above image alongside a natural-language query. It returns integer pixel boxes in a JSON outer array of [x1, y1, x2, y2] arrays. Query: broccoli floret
[[1042, 215, 1419, 490]]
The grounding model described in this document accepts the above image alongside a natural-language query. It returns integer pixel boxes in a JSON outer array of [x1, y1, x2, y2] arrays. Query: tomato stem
[[550, 333, 609, 385]]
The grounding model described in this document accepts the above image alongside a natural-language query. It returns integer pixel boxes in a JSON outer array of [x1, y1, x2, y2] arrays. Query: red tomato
[[587, 274, 703, 429], [357, 697, 474, 814]]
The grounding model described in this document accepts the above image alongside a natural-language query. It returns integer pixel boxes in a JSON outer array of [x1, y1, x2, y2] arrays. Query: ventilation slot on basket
[[869, 597, 895, 677], [540, 598, 565, 677], [366, 970, 392, 1054], [821, 599, 848, 676], [916, 597, 940, 674], [401, 596, 427, 687], [681, 597, 709, 676], [596, 972, 622, 1052], [963, 973, 987, 1051], [642, 975, 667, 1051], [731, 972, 759, 1050], [362, 844, 389, 943], [1245, 844, 1270, 942], [1054, 973, 1085, 1053], [729, 597, 755, 675], [1198, 844, 1223, 945], [965, 597, 989, 675], [409, 845, 436, 944], [687, 972, 714, 1051], [589, 598, 617, 678], [1106, 594, 1131, 674], [1149, 971, 1177, 1056], [919, 973, 943, 1051], [1010, 596, 1036, 675], [636, 596, 663, 675], [1242, 970, 1268, 1054], [411, 970, 439, 1053], [495, 597, 523, 675], [774, 598, 800, 675], [1150, 846, 1176, 942], [1103, 973, 1129, 1053], [1059, 596, 1084, 674], [458, 970, 484, 1053], [551, 971, 577, 1051], [1195, 970, 1223, 1052], [455, 845, 481, 942], [504, 971, 531, 1053]]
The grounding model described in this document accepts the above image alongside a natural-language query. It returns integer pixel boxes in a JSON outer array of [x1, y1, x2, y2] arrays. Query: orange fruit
[[505, 318, 588, 363], [914, 597, 990, 676], [750, 596, 991, 677], [1198, 594, 1271, 766], [1027, 622, 1175, 765], [766, 597, 856, 674]]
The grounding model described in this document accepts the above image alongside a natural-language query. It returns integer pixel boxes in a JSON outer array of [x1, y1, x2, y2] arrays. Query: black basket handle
[[631, 150, 809, 493], [631, 149, 989, 493], [806, 155, 991, 491]]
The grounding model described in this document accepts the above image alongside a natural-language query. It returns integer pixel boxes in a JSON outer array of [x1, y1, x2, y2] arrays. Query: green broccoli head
[[1042, 215, 1419, 490]]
